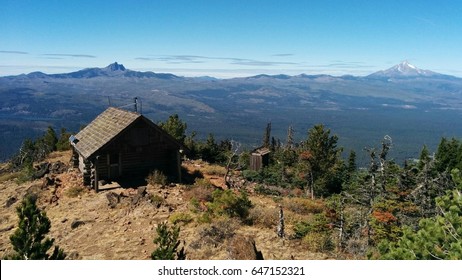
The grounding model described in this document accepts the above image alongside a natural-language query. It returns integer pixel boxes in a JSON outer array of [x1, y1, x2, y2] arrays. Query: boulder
[[227, 235, 264, 260], [106, 192, 120, 208]]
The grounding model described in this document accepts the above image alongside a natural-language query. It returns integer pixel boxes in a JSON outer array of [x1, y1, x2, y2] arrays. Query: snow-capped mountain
[[368, 61, 443, 78]]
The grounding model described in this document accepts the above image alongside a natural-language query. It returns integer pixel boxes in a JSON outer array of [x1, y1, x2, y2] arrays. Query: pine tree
[[158, 114, 187, 143], [56, 128, 72, 151], [43, 126, 58, 152], [377, 169, 462, 259], [151, 222, 186, 260], [6, 195, 65, 260], [418, 145, 430, 170], [299, 124, 344, 197], [347, 150, 357, 174]]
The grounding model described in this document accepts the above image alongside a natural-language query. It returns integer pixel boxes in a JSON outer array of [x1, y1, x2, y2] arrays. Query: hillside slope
[[0, 152, 330, 260]]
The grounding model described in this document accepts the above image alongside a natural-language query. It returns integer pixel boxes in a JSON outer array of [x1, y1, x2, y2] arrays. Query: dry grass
[[283, 197, 325, 215], [203, 165, 227, 176], [169, 212, 193, 225], [0, 154, 338, 260], [65, 186, 86, 198], [184, 179, 214, 204], [248, 204, 277, 228], [0, 172, 19, 183]]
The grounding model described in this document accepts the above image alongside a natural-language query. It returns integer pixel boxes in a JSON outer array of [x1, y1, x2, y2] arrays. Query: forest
[[2, 114, 462, 260]]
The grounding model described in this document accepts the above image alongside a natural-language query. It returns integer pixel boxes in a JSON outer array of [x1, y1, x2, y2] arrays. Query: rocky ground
[[0, 151, 329, 260]]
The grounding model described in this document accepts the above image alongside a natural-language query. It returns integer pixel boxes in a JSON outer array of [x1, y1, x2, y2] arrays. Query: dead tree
[[277, 205, 285, 238], [224, 140, 241, 188]]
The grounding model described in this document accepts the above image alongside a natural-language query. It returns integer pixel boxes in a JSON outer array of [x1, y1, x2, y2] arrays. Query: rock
[[106, 192, 120, 208], [131, 186, 147, 206], [227, 235, 264, 260], [137, 186, 147, 196], [50, 161, 67, 174], [33, 162, 50, 179], [50, 194, 59, 204], [71, 220, 85, 229], [5, 196, 17, 208], [67, 251, 80, 260], [42, 175, 55, 187]]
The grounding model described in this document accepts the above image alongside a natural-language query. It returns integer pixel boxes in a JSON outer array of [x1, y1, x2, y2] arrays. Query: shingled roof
[[72, 107, 141, 159]]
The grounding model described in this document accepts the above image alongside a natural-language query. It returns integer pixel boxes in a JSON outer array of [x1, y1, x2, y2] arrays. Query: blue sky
[[1, 0, 462, 78]]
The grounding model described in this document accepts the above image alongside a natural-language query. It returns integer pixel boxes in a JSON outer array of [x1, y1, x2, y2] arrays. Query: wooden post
[[176, 150, 182, 183], [83, 159, 91, 186]]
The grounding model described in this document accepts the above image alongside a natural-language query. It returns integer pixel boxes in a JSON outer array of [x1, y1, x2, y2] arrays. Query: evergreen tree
[[42, 126, 58, 152], [151, 222, 186, 260], [347, 150, 357, 174], [435, 137, 461, 172], [6, 195, 65, 260], [56, 128, 72, 151], [158, 114, 187, 143], [299, 124, 344, 197], [377, 169, 462, 259], [418, 145, 430, 170]]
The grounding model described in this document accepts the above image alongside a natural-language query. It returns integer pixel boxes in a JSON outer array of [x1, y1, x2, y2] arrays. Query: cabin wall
[[91, 119, 180, 181]]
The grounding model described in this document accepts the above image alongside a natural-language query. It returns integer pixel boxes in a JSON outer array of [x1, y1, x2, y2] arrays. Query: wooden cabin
[[249, 147, 271, 171], [70, 107, 184, 191]]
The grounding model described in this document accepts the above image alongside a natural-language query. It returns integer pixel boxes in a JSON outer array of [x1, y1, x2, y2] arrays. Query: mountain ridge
[[3, 61, 460, 81], [1, 61, 462, 163]]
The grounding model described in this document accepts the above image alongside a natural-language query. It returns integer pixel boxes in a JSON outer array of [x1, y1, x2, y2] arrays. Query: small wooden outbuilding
[[249, 147, 271, 171], [70, 107, 184, 191]]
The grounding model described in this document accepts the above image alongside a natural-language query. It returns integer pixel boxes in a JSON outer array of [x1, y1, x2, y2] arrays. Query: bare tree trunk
[[338, 197, 344, 248], [224, 140, 241, 188], [277, 205, 285, 238]]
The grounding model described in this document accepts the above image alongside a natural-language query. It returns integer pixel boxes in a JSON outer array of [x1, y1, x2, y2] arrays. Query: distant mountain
[[22, 62, 181, 80], [367, 61, 451, 79], [1, 61, 462, 164]]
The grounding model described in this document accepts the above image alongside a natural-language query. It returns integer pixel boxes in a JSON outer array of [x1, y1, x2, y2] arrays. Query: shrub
[[284, 197, 325, 215], [247, 205, 277, 228], [254, 184, 282, 196], [293, 213, 331, 238], [193, 177, 213, 188], [203, 165, 227, 176], [146, 170, 168, 186], [150, 194, 165, 208], [195, 218, 238, 247], [303, 231, 334, 253], [185, 180, 214, 211], [242, 169, 261, 182], [169, 212, 193, 225], [208, 189, 253, 220], [16, 162, 35, 184]]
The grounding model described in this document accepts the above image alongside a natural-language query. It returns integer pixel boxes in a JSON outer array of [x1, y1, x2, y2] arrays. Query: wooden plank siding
[[71, 107, 184, 191], [90, 118, 180, 182]]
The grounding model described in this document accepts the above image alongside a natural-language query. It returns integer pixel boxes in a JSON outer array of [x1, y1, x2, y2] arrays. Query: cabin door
[[108, 153, 121, 179]]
